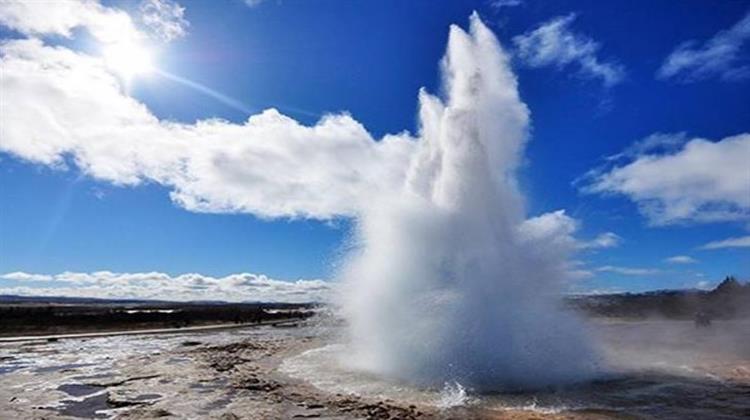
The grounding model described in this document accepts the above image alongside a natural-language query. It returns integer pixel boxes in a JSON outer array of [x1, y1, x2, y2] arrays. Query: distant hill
[[0, 295, 173, 306], [569, 276, 750, 320], [0, 296, 318, 337]]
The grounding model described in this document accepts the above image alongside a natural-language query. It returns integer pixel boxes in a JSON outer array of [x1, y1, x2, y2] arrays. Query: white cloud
[[243, 0, 265, 7], [0, 271, 330, 302], [139, 0, 188, 42], [0, 35, 415, 219], [700, 235, 750, 250], [489, 0, 523, 9], [664, 255, 697, 264], [518, 210, 620, 281], [580, 133, 750, 225], [605, 132, 688, 162], [0, 272, 53, 281], [513, 14, 625, 87], [574, 287, 626, 295], [564, 260, 594, 280], [519, 210, 621, 252], [658, 11, 750, 82], [579, 232, 622, 250], [0, 0, 143, 44], [519, 210, 579, 250], [596, 265, 661, 276], [695, 280, 711, 290], [566, 269, 594, 280]]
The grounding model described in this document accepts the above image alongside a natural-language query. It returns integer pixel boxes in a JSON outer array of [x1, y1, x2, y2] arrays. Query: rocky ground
[[0, 322, 608, 419], [2, 320, 748, 419], [121, 331, 610, 420]]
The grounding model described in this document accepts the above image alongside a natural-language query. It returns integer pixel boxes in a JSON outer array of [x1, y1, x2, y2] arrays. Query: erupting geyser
[[339, 14, 600, 391]]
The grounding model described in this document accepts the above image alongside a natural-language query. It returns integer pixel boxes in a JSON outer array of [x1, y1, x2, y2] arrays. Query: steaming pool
[[1, 319, 748, 419], [282, 319, 750, 418]]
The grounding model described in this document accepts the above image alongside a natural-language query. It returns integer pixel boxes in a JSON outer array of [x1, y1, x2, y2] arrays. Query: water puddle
[[58, 383, 103, 397]]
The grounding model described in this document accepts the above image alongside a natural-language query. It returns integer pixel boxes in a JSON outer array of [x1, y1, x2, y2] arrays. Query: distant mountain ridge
[[569, 276, 750, 319]]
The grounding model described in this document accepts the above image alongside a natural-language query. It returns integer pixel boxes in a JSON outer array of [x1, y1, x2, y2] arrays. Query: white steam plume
[[339, 13, 599, 391]]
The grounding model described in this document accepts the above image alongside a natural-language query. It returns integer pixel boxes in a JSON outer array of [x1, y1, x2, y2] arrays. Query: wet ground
[[0, 319, 748, 419]]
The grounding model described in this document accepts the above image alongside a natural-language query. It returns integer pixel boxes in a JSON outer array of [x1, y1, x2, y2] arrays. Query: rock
[[106, 395, 148, 408]]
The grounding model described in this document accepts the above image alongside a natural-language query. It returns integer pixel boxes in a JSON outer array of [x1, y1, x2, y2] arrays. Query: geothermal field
[[2, 2, 749, 420], [1, 315, 749, 419]]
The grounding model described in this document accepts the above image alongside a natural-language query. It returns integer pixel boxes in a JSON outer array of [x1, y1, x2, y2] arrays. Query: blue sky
[[0, 0, 748, 300]]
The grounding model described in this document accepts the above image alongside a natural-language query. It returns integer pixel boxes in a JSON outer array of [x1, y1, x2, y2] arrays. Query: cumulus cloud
[[579, 133, 750, 225], [595, 265, 661, 276], [513, 14, 625, 87], [664, 255, 698, 264], [658, 11, 750, 82], [0, 21, 415, 219], [700, 235, 750, 250], [519, 210, 580, 251], [0, 271, 330, 302], [139, 0, 188, 42], [518, 210, 620, 282], [519, 210, 621, 252], [0, 0, 142, 44]]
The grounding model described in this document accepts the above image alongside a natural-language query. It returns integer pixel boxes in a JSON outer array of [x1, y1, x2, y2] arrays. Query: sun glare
[[102, 42, 154, 80]]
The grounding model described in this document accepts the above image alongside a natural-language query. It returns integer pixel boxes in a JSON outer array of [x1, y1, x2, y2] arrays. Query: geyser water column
[[339, 14, 599, 391]]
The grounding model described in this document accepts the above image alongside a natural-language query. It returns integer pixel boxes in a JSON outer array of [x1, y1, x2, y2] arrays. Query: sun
[[101, 42, 154, 81]]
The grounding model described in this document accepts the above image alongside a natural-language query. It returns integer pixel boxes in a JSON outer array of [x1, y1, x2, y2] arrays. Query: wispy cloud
[[243, 0, 265, 8], [700, 235, 750, 250], [579, 133, 750, 225], [658, 11, 750, 82], [605, 132, 688, 162], [513, 14, 625, 87], [664, 255, 698, 264], [488, 0, 523, 9], [564, 260, 594, 281], [579, 232, 622, 250], [0, 271, 330, 302], [595, 265, 661, 276], [0, 272, 54, 282]]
